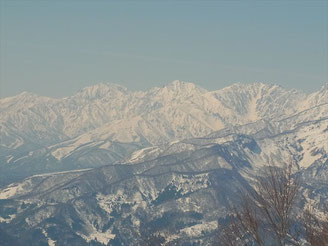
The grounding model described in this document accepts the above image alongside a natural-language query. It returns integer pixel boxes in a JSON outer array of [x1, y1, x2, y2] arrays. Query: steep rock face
[[207, 83, 306, 123]]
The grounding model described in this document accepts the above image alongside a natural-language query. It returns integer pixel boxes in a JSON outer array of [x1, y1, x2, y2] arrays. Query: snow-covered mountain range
[[1, 81, 327, 184], [0, 81, 327, 245]]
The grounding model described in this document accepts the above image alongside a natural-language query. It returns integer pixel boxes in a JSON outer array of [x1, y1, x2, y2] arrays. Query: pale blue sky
[[1, 0, 327, 98]]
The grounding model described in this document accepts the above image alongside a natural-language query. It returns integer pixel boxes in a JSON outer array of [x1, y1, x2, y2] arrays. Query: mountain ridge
[[0, 81, 327, 184]]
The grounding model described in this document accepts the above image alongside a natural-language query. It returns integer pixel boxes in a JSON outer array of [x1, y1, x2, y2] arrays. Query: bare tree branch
[[215, 162, 302, 246]]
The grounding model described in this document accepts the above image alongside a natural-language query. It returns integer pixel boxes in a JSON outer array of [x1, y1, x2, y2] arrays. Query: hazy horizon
[[2, 80, 328, 99], [1, 1, 327, 97]]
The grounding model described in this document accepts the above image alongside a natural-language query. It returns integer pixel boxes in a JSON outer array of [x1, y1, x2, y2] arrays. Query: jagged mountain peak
[[320, 82, 328, 91], [17, 91, 39, 97], [0, 91, 55, 110], [74, 82, 128, 100], [301, 83, 328, 108], [156, 80, 205, 92], [152, 80, 207, 100], [165, 80, 204, 90], [7, 91, 44, 101], [218, 82, 299, 94], [206, 82, 307, 123]]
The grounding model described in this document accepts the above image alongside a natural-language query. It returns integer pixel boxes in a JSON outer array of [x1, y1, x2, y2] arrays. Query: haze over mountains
[[0, 81, 327, 245], [1, 81, 327, 182]]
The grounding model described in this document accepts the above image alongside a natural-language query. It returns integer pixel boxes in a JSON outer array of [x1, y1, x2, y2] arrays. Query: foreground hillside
[[0, 118, 327, 245]]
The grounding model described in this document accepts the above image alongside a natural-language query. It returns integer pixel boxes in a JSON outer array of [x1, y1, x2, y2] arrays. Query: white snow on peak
[[320, 83, 328, 90], [165, 80, 205, 91], [1, 81, 327, 160], [73, 82, 128, 100]]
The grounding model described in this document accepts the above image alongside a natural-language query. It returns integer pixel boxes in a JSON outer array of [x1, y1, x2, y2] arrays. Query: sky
[[0, 0, 327, 98]]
